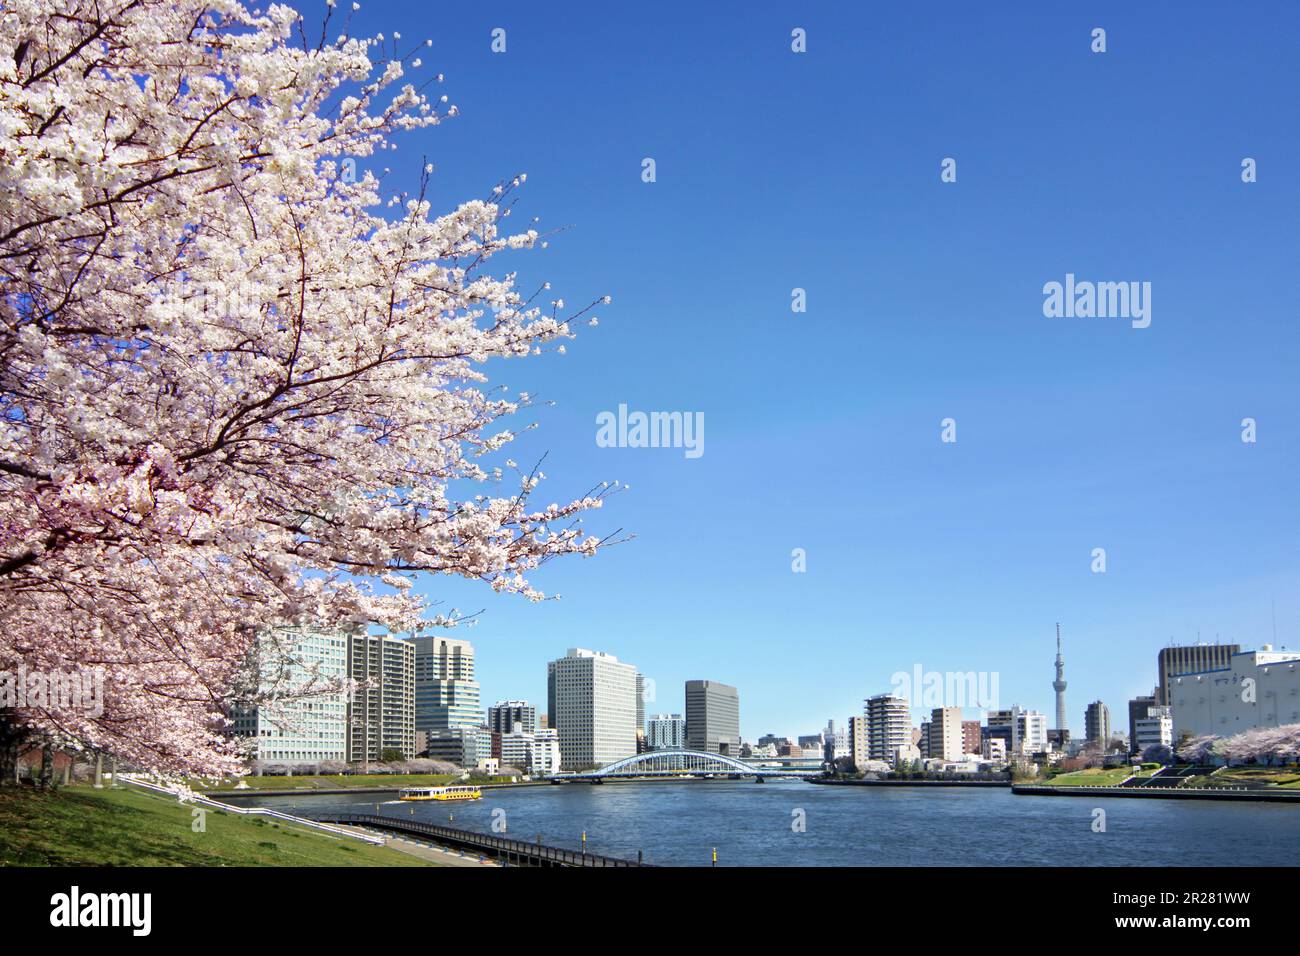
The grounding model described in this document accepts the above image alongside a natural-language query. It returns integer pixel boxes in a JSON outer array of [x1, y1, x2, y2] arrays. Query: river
[[232, 779, 1300, 866]]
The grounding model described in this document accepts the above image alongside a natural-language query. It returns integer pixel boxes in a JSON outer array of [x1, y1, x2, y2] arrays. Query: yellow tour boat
[[398, 785, 482, 802]]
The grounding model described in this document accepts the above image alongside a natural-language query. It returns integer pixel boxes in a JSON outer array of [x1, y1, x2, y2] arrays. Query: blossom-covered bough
[[1175, 725, 1300, 767], [0, 0, 615, 778]]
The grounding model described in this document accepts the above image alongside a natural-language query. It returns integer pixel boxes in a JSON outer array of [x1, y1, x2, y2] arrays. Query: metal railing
[[119, 775, 386, 845], [311, 812, 647, 867]]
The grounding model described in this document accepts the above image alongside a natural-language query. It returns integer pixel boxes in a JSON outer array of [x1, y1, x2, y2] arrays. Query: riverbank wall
[[211, 780, 551, 798], [809, 777, 1011, 788], [1012, 784, 1300, 803]]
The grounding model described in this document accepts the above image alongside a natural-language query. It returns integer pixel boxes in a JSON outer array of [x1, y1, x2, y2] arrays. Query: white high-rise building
[[988, 705, 1050, 755], [1170, 646, 1300, 739], [927, 706, 964, 762], [498, 725, 562, 776], [645, 713, 686, 750], [529, 728, 562, 776], [1134, 706, 1173, 754], [1019, 709, 1049, 753], [233, 625, 351, 767], [866, 694, 911, 764], [547, 648, 638, 770], [499, 730, 532, 772]]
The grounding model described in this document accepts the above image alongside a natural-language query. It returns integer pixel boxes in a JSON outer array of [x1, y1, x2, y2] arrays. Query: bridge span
[[552, 749, 821, 782]]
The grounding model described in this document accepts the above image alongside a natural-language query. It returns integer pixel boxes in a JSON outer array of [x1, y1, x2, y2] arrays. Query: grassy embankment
[[1043, 765, 1300, 789], [1041, 767, 1137, 787], [0, 785, 432, 866], [1185, 767, 1300, 789]]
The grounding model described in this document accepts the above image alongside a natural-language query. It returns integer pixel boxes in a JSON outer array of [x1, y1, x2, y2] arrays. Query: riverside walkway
[[307, 812, 648, 867]]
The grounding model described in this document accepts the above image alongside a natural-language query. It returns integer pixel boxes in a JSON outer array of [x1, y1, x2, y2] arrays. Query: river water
[[235, 780, 1300, 867]]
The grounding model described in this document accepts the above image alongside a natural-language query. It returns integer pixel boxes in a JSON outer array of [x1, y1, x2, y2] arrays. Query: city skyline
[[350, 1, 1300, 743], [459, 627, 1264, 742], [258, 624, 1274, 759]]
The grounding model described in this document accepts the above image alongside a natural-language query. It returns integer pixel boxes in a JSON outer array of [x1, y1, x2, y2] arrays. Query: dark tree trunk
[[0, 713, 28, 787], [39, 740, 55, 789]]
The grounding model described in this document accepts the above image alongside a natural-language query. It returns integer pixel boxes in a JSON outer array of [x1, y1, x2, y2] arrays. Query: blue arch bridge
[[551, 749, 821, 783]]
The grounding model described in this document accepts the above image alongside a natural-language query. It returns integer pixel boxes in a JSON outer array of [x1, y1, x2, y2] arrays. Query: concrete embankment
[[809, 777, 1011, 788], [1013, 784, 1300, 803], [210, 781, 550, 798]]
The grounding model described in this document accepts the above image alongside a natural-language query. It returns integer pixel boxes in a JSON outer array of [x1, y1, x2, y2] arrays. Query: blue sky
[[339, 1, 1300, 737]]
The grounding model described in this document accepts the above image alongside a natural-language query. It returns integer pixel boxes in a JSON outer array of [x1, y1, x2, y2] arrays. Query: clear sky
[[338, 1, 1300, 738]]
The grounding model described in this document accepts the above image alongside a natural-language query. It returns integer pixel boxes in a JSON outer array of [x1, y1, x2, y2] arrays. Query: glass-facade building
[[411, 635, 481, 732]]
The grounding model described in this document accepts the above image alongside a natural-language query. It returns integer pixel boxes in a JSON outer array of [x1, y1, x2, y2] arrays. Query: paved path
[[336, 824, 500, 867]]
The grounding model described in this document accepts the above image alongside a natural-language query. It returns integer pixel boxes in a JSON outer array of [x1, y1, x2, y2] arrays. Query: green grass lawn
[[1043, 767, 1135, 787], [0, 785, 432, 866], [1194, 767, 1300, 789]]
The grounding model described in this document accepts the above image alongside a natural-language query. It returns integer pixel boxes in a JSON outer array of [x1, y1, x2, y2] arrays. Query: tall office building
[[411, 635, 481, 732], [849, 715, 870, 769], [635, 672, 646, 734], [1157, 643, 1240, 705], [346, 632, 416, 763], [1084, 700, 1111, 748], [547, 648, 638, 770], [865, 694, 911, 764], [1127, 692, 1158, 755], [1170, 645, 1300, 739], [927, 707, 964, 762], [487, 700, 536, 735], [685, 680, 741, 756], [645, 713, 686, 750], [232, 624, 351, 767], [986, 709, 1014, 751]]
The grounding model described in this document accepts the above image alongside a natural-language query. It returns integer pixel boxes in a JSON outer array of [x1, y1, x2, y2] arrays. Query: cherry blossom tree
[[1175, 734, 1223, 766], [1175, 725, 1300, 767], [0, 0, 614, 778], [1220, 725, 1300, 766]]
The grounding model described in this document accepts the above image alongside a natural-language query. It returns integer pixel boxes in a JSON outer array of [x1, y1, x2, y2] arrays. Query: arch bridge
[[557, 749, 818, 781]]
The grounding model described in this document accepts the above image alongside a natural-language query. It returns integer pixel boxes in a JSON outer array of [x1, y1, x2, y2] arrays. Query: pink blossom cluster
[[1175, 725, 1300, 765], [0, 0, 612, 775]]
